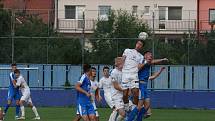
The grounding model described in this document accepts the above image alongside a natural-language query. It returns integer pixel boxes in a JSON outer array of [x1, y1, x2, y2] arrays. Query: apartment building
[[55, 0, 197, 41], [198, 0, 215, 33]]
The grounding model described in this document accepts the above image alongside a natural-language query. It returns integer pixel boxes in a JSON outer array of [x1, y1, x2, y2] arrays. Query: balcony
[[145, 19, 197, 34], [57, 19, 196, 34], [58, 19, 96, 33]]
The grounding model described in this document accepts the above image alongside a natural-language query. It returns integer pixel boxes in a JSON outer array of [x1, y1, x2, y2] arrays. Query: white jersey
[[122, 49, 144, 73], [90, 80, 99, 102], [99, 76, 112, 97], [110, 69, 123, 98], [16, 75, 30, 94]]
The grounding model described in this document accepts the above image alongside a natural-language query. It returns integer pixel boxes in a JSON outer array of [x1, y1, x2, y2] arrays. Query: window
[[99, 6, 111, 20], [209, 9, 215, 24], [65, 5, 85, 19], [159, 6, 182, 20], [144, 6, 150, 15], [159, 7, 166, 20], [132, 5, 138, 15], [65, 6, 75, 19], [168, 7, 182, 20]]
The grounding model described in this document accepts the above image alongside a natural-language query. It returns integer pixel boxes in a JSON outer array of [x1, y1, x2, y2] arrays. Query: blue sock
[[15, 105, 20, 116], [137, 107, 146, 121], [126, 107, 138, 121], [4, 104, 10, 114]]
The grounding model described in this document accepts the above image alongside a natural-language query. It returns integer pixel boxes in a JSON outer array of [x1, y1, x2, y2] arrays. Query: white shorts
[[104, 93, 113, 108], [122, 72, 139, 89], [112, 94, 124, 110], [20, 91, 32, 104]]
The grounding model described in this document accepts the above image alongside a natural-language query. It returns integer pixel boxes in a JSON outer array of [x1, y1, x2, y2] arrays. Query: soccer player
[[75, 64, 96, 121], [3, 63, 20, 119], [99, 66, 113, 109], [90, 67, 101, 121], [14, 69, 40, 120], [127, 51, 167, 121], [109, 57, 126, 121], [121, 40, 145, 112]]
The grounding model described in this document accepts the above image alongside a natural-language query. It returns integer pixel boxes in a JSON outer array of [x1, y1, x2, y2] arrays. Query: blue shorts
[[7, 88, 20, 101], [139, 83, 149, 100], [77, 103, 95, 116]]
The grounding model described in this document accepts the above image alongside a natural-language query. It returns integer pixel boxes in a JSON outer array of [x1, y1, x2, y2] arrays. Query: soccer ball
[[138, 32, 148, 40]]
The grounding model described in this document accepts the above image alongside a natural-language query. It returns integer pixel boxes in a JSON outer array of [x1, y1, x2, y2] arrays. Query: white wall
[[58, 0, 197, 20]]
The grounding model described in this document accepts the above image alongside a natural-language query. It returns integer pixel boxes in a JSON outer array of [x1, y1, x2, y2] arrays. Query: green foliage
[[89, 10, 150, 64]]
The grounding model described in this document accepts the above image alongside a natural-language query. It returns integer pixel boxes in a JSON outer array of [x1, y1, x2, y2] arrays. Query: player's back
[[122, 49, 143, 73], [77, 74, 91, 104], [110, 68, 123, 97]]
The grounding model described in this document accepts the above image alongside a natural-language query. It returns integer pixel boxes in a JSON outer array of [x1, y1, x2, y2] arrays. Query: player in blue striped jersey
[[75, 64, 96, 121], [3, 63, 20, 119]]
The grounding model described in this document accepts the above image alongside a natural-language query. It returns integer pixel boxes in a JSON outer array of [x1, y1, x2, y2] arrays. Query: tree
[[89, 10, 150, 64]]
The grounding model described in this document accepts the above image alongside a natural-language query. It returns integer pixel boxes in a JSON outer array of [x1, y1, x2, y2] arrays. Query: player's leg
[[144, 99, 151, 119], [4, 90, 13, 115], [137, 87, 150, 121], [92, 102, 99, 121], [87, 103, 96, 121], [18, 99, 26, 119], [27, 98, 40, 120], [131, 88, 139, 105], [0, 107, 3, 121], [15, 91, 21, 118], [116, 108, 125, 121], [73, 110, 81, 121], [108, 108, 117, 121], [114, 98, 125, 121], [131, 73, 140, 105], [126, 89, 143, 121], [122, 73, 130, 111], [77, 104, 90, 121]]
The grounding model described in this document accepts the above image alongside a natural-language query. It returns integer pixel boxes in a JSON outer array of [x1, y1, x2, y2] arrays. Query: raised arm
[[151, 58, 168, 64], [149, 67, 165, 80]]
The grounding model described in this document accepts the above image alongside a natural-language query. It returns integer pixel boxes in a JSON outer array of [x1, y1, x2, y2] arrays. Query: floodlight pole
[[81, 11, 85, 73], [11, 10, 15, 63]]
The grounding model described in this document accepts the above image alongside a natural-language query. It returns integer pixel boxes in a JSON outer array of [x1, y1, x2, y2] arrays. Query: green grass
[[3, 107, 215, 121]]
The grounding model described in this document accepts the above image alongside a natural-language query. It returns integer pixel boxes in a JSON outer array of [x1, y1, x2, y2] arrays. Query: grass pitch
[[3, 107, 215, 121]]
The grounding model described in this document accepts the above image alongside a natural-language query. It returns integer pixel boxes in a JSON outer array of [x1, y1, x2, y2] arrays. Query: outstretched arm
[[151, 58, 168, 64], [149, 67, 165, 80]]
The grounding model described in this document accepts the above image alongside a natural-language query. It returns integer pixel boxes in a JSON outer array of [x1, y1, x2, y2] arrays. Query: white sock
[[108, 110, 117, 121], [32, 106, 39, 117], [20, 106, 25, 117], [116, 115, 124, 121]]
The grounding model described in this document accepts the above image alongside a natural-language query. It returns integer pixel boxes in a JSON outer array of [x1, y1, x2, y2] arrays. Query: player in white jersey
[[99, 66, 113, 109], [121, 40, 145, 110], [14, 69, 40, 120], [109, 57, 125, 121], [90, 67, 101, 121]]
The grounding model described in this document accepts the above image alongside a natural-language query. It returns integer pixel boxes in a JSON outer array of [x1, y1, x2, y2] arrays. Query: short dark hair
[[14, 69, 20, 74], [103, 66, 110, 71], [143, 50, 152, 55], [136, 39, 145, 45], [11, 63, 17, 66], [83, 64, 91, 73], [91, 67, 96, 70]]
